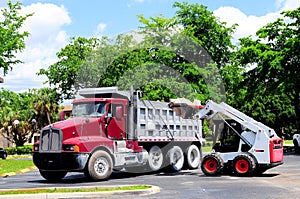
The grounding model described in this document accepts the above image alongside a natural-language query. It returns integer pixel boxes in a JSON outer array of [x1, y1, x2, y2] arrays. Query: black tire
[[293, 140, 300, 154], [86, 150, 113, 181], [185, 145, 201, 169], [232, 153, 256, 176], [147, 145, 164, 171], [201, 153, 224, 176], [166, 146, 184, 172], [39, 170, 67, 182], [1, 153, 7, 160]]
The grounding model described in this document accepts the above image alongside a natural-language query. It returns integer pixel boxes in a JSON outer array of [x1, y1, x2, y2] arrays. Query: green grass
[[0, 185, 151, 195], [284, 140, 293, 145], [0, 157, 34, 175], [202, 145, 213, 153]]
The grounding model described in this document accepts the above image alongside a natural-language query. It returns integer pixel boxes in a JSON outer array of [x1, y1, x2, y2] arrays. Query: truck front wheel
[[39, 170, 67, 182], [86, 150, 113, 181]]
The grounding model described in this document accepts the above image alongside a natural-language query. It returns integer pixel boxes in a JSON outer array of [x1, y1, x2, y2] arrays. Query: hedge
[[4, 145, 33, 155]]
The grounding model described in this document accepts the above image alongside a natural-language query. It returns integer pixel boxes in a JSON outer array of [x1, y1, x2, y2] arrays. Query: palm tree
[[32, 88, 59, 127]]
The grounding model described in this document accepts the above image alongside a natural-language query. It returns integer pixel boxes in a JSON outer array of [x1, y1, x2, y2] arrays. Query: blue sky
[[0, 0, 300, 92], [20, 0, 281, 37]]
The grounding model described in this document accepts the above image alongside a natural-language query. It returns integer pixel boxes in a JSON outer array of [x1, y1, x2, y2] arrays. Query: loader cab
[[212, 119, 243, 153]]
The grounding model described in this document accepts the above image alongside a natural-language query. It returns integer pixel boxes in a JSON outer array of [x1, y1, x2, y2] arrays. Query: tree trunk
[[47, 111, 51, 125]]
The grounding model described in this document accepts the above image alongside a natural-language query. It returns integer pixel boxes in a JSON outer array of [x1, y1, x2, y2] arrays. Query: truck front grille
[[40, 127, 62, 152]]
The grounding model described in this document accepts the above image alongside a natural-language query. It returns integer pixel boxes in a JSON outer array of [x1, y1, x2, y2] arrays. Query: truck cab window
[[72, 102, 106, 117], [108, 104, 124, 118]]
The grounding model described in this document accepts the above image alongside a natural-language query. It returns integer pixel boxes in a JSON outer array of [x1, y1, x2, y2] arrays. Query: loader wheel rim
[[204, 158, 217, 173], [235, 159, 249, 173]]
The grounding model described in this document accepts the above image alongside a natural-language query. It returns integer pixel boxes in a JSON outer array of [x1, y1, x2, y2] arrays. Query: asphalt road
[[0, 153, 299, 199]]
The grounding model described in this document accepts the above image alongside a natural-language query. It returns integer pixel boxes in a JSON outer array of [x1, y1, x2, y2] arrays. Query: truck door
[[107, 104, 126, 139]]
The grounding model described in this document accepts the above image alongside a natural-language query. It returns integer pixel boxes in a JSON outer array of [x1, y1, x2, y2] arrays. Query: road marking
[[181, 181, 194, 185]]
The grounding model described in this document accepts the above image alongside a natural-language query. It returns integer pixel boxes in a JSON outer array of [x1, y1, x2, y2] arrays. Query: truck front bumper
[[33, 152, 89, 171]]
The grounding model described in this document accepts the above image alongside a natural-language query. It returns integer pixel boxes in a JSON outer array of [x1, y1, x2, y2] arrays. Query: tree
[[38, 37, 100, 100], [0, 0, 32, 75], [0, 89, 35, 146], [98, 2, 237, 102], [0, 88, 59, 146], [173, 2, 237, 68], [39, 2, 237, 103], [32, 88, 60, 127], [236, 7, 300, 137]]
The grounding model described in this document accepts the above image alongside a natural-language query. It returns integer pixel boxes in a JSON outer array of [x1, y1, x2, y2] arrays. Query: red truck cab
[[33, 97, 144, 181]]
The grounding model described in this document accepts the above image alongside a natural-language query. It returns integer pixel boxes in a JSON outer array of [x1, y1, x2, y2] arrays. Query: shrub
[[4, 145, 33, 155]]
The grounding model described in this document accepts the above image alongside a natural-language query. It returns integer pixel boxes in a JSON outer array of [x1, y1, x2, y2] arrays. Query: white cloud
[[127, 0, 146, 8], [213, 0, 300, 44], [214, 7, 280, 43], [94, 22, 107, 37], [1, 3, 71, 92], [279, 0, 300, 11]]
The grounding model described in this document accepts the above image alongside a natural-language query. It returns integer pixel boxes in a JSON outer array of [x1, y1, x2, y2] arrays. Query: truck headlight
[[63, 144, 80, 152], [32, 145, 39, 151]]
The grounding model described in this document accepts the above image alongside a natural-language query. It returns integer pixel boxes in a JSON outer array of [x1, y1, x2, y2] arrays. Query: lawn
[[284, 140, 293, 145], [0, 156, 34, 175], [0, 185, 151, 195]]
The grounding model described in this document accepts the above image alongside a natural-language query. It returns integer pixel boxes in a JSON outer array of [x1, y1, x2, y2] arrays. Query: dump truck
[[33, 87, 204, 181]]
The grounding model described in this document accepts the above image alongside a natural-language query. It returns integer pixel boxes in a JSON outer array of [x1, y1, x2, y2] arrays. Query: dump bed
[[136, 100, 202, 142]]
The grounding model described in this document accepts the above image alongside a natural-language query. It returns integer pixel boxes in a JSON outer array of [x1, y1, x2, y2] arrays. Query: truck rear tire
[[166, 146, 184, 172], [148, 145, 163, 171], [293, 140, 300, 154], [87, 150, 113, 181], [232, 153, 256, 176], [186, 145, 201, 169], [39, 170, 67, 182], [201, 153, 223, 176]]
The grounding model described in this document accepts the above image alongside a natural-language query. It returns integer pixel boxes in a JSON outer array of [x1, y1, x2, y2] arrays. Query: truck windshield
[[72, 102, 106, 117]]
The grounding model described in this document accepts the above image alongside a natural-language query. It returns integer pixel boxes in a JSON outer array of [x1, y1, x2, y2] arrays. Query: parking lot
[[0, 152, 299, 198]]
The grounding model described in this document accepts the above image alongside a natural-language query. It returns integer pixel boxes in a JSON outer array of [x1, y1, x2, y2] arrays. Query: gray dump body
[[136, 100, 202, 142]]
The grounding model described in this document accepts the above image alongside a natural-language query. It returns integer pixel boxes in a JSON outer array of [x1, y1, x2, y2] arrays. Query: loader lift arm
[[169, 100, 277, 148]]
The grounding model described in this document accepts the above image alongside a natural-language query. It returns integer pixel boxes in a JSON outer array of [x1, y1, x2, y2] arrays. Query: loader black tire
[[201, 153, 224, 176], [232, 153, 256, 176]]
